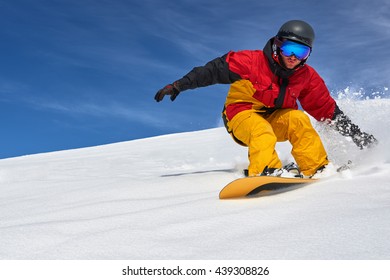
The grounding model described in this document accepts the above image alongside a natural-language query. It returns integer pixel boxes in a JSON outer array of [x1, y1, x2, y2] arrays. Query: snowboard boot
[[310, 162, 337, 179], [261, 163, 302, 178], [243, 167, 279, 177], [244, 162, 302, 178], [283, 162, 302, 177]]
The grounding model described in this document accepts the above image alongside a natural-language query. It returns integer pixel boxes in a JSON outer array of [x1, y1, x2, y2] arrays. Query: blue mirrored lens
[[280, 40, 311, 60]]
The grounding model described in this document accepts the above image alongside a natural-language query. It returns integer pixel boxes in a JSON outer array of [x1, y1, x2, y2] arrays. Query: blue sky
[[1, 0, 389, 159]]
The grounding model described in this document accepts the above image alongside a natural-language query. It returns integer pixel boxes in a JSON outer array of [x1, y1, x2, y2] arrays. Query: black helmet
[[276, 20, 315, 48]]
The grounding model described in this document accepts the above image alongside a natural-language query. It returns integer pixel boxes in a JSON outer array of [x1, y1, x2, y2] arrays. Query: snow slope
[[0, 99, 389, 260]]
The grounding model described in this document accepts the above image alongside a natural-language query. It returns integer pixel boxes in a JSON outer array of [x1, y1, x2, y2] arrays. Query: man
[[154, 20, 377, 178]]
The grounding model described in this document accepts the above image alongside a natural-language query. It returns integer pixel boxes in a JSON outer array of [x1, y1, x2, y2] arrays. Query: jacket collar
[[263, 38, 302, 79]]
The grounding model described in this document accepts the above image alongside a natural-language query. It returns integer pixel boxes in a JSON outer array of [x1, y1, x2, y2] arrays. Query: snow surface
[[0, 99, 389, 260]]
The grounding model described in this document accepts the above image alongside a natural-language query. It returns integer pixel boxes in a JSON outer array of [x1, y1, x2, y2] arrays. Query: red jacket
[[224, 50, 336, 121], [176, 38, 336, 122]]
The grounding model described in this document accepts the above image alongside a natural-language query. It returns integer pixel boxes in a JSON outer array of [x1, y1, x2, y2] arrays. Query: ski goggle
[[280, 40, 311, 60]]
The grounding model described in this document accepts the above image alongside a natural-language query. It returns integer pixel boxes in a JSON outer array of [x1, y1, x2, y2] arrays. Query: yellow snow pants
[[227, 109, 329, 176]]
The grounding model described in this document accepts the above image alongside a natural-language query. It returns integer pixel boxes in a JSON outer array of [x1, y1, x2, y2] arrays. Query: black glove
[[332, 107, 378, 149], [350, 131, 377, 149], [154, 81, 181, 102]]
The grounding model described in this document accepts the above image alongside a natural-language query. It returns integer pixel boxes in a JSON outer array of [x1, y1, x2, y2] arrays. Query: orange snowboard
[[219, 176, 315, 199]]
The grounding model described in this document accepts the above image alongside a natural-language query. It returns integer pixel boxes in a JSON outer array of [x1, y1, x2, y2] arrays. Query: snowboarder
[[154, 20, 377, 178]]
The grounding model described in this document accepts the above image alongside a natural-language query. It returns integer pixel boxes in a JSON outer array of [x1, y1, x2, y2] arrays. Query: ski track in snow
[[0, 99, 389, 259]]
